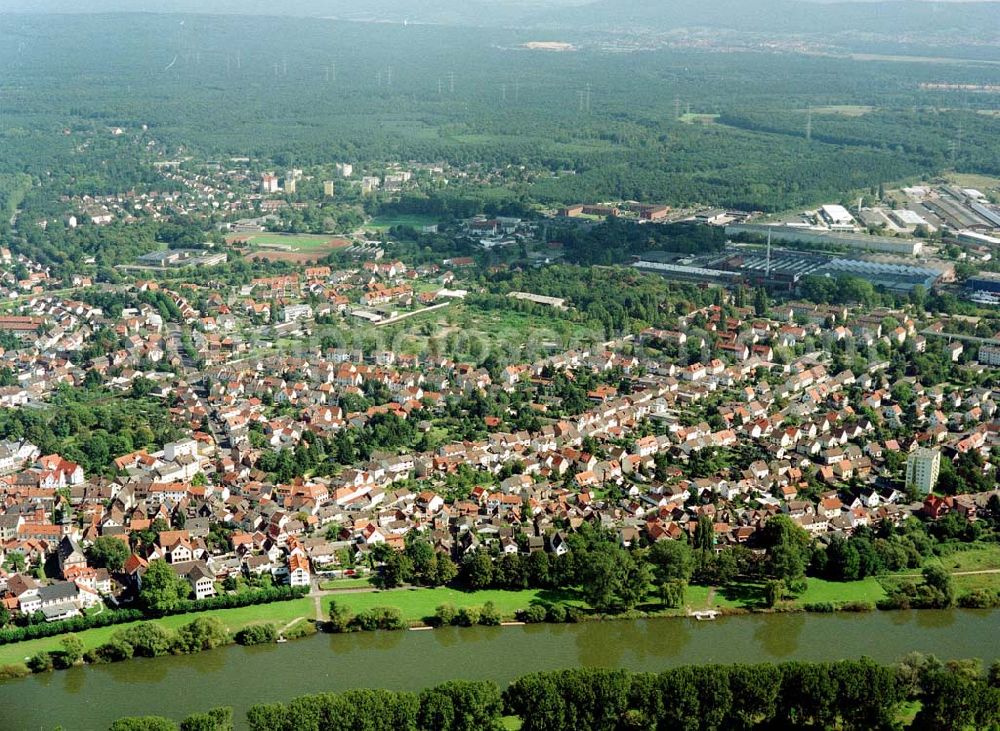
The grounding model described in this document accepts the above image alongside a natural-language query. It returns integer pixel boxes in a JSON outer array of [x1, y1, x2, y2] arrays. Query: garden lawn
[[0, 599, 313, 668], [325, 587, 584, 623]]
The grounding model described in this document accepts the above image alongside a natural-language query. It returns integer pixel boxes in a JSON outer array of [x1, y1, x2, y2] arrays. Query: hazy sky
[[0, 0, 994, 10]]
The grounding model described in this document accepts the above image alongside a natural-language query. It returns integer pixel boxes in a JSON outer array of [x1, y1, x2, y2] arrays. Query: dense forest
[[0, 13, 997, 233]]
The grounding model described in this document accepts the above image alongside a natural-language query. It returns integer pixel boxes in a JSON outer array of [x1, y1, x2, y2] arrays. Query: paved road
[[371, 301, 451, 327]]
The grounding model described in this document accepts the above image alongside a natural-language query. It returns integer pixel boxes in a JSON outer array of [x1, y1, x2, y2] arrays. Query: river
[[3, 609, 998, 730]]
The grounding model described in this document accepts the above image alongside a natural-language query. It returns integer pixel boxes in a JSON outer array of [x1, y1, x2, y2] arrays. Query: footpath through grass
[[0, 599, 313, 668], [319, 577, 373, 591]]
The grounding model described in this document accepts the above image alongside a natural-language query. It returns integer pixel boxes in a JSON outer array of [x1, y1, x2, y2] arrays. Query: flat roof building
[[957, 230, 1000, 248], [891, 210, 931, 229], [967, 272, 1000, 294], [817, 258, 943, 293], [820, 204, 856, 228], [726, 224, 923, 257]]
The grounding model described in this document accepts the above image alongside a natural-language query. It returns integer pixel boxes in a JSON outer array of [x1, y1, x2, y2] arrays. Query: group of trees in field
[[367, 538, 459, 590], [252, 411, 421, 483], [110, 657, 1000, 731], [479, 264, 716, 337]]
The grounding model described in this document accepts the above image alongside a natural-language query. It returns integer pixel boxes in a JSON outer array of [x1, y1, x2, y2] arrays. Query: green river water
[[1, 609, 998, 730]]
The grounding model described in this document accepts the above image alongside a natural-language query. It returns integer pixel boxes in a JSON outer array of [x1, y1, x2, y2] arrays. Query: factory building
[[632, 260, 741, 285], [967, 273, 1000, 294], [819, 259, 943, 293], [726, 224, 923, 256]]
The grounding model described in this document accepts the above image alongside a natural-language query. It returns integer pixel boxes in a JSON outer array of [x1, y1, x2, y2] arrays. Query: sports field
[[365, 214, 441, 231], [229, 233, 351, 263]]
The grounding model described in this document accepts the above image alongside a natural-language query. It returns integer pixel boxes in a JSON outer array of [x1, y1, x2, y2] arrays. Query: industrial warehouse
[[634, 244, 954, 294]]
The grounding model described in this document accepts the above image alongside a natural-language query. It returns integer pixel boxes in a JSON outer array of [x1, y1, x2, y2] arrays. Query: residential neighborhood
[[1, 240, 997, 627]]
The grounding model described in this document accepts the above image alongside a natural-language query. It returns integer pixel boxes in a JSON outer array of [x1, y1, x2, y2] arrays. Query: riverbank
[[3, 610, 998, 730], [0, 598, 314, 669], [4, 547, 999, 678], [2, 569, 993, 676], [320, 576, 889, 625]]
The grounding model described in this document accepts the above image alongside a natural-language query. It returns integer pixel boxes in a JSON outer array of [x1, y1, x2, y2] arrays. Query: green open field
[[0, 599, 313, 668], [953, 572, 1000, 594], [684, 584, 749, 610], [325, 587, 584, 623], [878, 571, 1000, 596], [944, 172, 1000, 193], [345, 301, 599, 361], [226, 232, 351, 251], [928, 543, 1000, 573], [678, 113, 720, 124], [440, 303, 600, 355], [324, 575, 893, 623], [878, 544, 1000, 597], [795, 577, 887, 606], [693, 577, 887, 611], [804, 105, 875, 117]]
